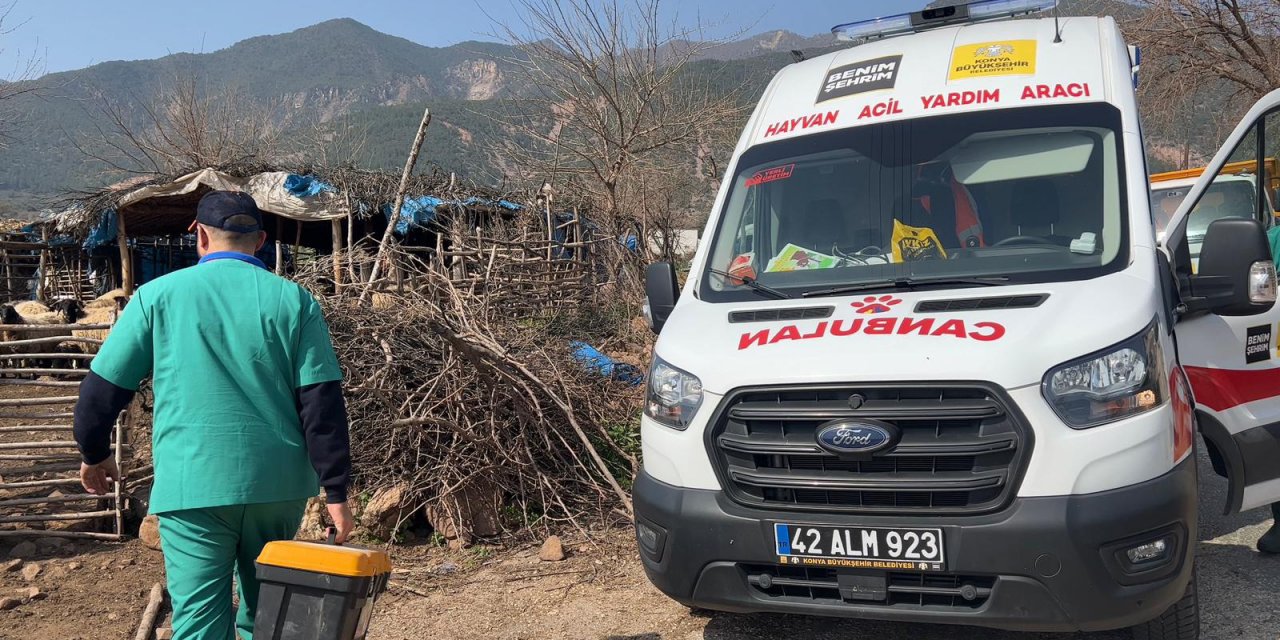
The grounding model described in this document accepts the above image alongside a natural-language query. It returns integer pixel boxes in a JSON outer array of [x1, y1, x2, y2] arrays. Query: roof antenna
[[1053, 1, 1062, 43]]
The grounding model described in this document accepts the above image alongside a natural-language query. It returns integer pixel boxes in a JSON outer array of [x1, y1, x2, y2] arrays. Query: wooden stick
[[113, 411, 124, 537], [0, 440, 109, 450], [0, 412, 74, 419], [117, 212, 134, 295], [275, 217, 284, 276], [0, 425, 73, 432], [133, 582, 165, 640], [0, 396, 78, 406], [0, 493, 103, 508], [0, 323, 110, 331], [0, 336, 101, 347], [0, 367, 91, 375], [0, 477, 82, 489], [0, 353, 95, 361], [0, 509, 117, 523], [362, 106, 432, 301], [332, 218, 343, 290], [0, 380, 82, 388], [0, 530, 121, 541]]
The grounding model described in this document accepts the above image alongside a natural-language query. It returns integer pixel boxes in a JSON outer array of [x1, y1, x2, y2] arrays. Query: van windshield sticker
[[764, 112, 838, 138], [745, 164, 796, 187], [765, 244, 839, 272], [1021, 83, 1092, 100], [737, 296, 1007, 350], [817, 55, 902, 104], [949, 40, 1036, 81]]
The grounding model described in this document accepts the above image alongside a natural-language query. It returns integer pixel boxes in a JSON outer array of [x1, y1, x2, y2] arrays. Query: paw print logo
[[850, 295, 902, 314]]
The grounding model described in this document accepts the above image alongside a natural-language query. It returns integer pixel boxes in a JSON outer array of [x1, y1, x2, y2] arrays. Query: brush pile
[[295, 244, 648, 545]]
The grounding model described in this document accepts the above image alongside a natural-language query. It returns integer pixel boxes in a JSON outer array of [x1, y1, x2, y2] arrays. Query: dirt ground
[[0, 445, 1274, 640]]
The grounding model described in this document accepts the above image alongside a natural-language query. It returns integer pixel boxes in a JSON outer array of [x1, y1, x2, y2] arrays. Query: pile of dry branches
[[296, 247, 647, 543]]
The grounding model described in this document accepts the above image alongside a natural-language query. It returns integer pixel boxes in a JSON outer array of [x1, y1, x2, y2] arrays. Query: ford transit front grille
[[706, 383, 1030, 515]]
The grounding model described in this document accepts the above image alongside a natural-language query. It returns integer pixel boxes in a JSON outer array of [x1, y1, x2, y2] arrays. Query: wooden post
[[116, 211, 134, 295], [362, 106, 432, 302], [331, 218, 343, 290], [37, 226, 49, 301], [293, 220, 302, 277], [274, 217, 284, 276]]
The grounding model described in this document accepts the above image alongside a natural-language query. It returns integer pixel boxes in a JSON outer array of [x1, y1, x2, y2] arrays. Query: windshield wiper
[[801, 276, 1009, 299], [707, 267, 793, 299]]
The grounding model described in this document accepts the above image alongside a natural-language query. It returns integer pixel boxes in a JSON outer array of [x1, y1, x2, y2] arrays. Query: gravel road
[[372, 441, 1278, 640]]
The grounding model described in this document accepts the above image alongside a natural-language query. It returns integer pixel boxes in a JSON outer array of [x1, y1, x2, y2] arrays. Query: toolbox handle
[[326, 527, 341, 546]]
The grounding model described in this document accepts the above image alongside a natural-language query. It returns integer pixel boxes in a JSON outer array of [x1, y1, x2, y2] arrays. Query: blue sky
[[0, 0, 910, 76]]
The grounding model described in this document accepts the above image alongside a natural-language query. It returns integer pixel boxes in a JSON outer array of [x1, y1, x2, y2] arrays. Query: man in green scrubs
[[74, 191, 355, 639]]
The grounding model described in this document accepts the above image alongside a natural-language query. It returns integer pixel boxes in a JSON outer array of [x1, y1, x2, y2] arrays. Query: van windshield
[[1151, 179, 1255, 240], [701, 104, 1128, 301]]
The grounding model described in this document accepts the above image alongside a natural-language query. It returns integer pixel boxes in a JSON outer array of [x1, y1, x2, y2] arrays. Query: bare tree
[[0, 2, 44, 147], [76, 75, 283, 177], [1127, 1, 1280, 168], [494, 0, 747, 266]]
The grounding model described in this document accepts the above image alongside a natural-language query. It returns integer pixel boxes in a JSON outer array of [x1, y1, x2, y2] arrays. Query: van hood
[[654, 269, 1158, 394]]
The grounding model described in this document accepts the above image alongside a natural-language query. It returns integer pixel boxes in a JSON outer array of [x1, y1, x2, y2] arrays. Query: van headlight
[[645, 356, 703, 429], [1042, 320, 1166, 429]]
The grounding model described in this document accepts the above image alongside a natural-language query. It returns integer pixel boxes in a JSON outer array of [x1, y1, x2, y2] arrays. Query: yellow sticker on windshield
[[891, 220, 947, 263], [949, 40, 1037, 81]]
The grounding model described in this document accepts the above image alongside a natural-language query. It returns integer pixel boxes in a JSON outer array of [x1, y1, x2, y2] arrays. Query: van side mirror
[[644, 262, 680, 334], [1186, 218, 1277, 316]]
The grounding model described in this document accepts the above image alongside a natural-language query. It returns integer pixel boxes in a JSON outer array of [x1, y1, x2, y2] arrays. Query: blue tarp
[[283, 174, 335, 198], [84, 209, 118, 249], [383, 196, 524, 235], [383, 196, 445, 235], [570, 341, 643, 386]]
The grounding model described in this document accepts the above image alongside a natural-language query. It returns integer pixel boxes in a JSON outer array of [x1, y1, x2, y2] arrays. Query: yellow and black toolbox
[[252, 534, 392, 640]]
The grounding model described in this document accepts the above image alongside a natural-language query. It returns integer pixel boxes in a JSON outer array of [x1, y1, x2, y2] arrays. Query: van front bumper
[[633, 457, 1196, 633]]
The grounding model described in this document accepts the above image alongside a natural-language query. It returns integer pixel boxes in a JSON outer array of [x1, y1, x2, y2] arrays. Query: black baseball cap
[[188, 190, 264, 233]]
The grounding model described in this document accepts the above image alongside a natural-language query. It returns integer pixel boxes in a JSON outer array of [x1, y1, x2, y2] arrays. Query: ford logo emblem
[[815, 420, 896, 455]]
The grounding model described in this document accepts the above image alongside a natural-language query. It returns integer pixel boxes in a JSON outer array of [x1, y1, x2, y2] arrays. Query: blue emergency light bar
[[832, 0, 1058, 42]]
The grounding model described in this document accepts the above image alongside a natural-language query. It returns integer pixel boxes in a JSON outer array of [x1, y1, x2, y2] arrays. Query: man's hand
[[327, 502, 354, 544], [80, 459, 121, 495]]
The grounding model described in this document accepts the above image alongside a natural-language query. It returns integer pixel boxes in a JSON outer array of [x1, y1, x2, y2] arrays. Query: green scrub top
[[91, 258, 343, 514], [1269, 225, 1280, 269]]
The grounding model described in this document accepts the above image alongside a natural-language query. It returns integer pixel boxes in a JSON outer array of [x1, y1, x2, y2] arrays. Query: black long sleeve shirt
[[74, 372, 352, 503]]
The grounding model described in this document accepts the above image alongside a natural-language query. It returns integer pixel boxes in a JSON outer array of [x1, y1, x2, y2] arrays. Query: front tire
[[1131, 568, 1199, 640]]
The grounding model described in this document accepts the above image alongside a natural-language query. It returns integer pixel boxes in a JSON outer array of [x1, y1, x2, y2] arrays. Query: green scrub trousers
[[158, 499, 309, 640]]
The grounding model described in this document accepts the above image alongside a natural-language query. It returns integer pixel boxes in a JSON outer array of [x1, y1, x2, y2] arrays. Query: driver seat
[[1008, 179, 1070, 245]]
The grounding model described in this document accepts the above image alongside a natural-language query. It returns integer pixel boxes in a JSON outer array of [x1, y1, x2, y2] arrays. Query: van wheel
[[1132, 569, 1199, 640]]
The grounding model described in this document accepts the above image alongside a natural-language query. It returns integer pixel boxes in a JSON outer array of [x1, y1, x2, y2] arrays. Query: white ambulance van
[[634, 2, 1280, 638]]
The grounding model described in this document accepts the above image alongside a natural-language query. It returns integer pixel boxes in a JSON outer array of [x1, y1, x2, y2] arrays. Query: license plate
[[773, 523, 945, 571]]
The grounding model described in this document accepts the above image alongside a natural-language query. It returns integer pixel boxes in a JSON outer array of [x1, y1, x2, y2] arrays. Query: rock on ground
[[2, 559, 20, 572], [361, 483, 410, 539], [138, 515, 162, 551], [20, 563, 41, 582], [8, 542, 36, 559], [538, 536, 565, 562], [0, 597, 17, 611]]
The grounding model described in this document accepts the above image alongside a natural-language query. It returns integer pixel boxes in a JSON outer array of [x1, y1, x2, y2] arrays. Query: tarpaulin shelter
[[101, 168, 350, 293]]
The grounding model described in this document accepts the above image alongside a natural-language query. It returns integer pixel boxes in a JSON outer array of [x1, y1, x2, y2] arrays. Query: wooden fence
[[0, 319, 128, 540]]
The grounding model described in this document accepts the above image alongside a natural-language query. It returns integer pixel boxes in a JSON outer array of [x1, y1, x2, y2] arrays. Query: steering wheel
[[994, 235, 1053, 247]]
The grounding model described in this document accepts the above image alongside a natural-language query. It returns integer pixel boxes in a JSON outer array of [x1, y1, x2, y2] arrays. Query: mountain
[[0, 19, 526, 196], [696, 30, 833, 60], [0, 2, 1232, 203]]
